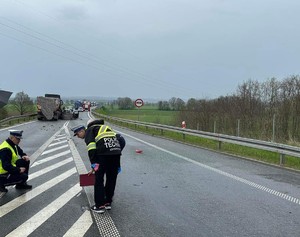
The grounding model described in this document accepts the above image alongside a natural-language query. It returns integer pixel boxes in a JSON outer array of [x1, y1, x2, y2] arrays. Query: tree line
[[115, 75, 300, 143], [178, 75, 300, 143]]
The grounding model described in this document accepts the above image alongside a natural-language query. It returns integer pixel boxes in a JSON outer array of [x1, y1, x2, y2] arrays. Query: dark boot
[[0, 185, 8, 192], [15, 183, 32, 189]]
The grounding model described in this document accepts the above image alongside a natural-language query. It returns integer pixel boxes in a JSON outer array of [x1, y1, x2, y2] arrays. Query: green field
[[98, 106, 180, 126]]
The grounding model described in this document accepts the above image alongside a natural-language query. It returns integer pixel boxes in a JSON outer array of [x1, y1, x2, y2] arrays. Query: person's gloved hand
[[91, 163, 99, 172]]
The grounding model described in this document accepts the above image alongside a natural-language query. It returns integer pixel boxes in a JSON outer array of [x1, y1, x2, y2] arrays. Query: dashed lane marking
[[121, 131, 300, 206]]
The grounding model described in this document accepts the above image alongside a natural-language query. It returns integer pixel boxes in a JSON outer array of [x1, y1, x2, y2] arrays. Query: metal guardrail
[[92, 111, 300, 166], [1, 111, 299, 166], [0, 113, 37, 127]]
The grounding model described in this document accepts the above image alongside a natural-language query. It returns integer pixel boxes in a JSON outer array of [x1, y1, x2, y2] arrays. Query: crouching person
[[0, 130, 32, 193]]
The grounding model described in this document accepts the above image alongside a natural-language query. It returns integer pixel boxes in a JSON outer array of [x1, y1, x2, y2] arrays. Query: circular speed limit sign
[[134, 98, 144, 108]]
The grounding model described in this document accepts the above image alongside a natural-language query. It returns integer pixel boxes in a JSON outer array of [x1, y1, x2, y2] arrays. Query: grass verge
[[100, 116, 300, 171]]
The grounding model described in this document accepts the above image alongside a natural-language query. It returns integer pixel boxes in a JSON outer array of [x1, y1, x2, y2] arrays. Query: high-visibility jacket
[[86, 125, 121, 156], [0, 141, 18, 174]]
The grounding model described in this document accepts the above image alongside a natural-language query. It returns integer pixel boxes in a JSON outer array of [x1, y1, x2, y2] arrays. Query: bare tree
[[279, 75, 300, 141], [174, 98, 185, 110], [235, 79, 263, 138], [288, 75, 300, 141], [186, 98, 197, 111], [260, 78, 280, 140], [182, 98, 199, 129], [169, 97, 177, 110], [11, 91, 34, 115]]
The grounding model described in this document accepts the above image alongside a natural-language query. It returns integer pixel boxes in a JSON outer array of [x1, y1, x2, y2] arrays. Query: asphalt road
[[0, 112, 300, 237]]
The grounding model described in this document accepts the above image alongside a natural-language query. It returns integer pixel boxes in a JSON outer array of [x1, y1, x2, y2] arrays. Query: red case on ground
[[79, 173, 95, 186]]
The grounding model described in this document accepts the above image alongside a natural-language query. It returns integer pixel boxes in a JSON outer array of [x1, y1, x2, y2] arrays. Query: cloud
[[1, 0, 300, 100]]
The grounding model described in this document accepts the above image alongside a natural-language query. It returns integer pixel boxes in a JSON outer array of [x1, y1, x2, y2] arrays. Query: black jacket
[[85, 119, 122, 163], [0, 138, 26, 174]]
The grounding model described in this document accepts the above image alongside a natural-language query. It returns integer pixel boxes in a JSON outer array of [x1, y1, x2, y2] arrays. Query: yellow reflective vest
[[87, 125, 121, 155], [0, 141, 19, 174]]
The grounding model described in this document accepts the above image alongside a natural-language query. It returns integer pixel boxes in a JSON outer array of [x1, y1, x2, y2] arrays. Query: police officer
[[0, 130, 32, 193], [72, 119, 124, 214]]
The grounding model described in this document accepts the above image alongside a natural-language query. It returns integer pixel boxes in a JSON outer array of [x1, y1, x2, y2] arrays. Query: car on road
[[72, 109, 79, 118]]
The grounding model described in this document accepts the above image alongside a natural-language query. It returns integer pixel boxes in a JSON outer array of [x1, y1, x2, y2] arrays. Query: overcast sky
[[0, 0, 300, 101]]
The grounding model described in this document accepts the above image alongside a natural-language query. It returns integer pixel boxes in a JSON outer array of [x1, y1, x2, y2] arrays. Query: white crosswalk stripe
[[6, 184, 82, 237], [0, 126, 101, 236], [49, 140, 68, 147], [41, 144, 69, 155], [31, 150, 71, 167], [0, 168, 77, 217], [28, 157, 73, 180], [63, 210, 93, 237]]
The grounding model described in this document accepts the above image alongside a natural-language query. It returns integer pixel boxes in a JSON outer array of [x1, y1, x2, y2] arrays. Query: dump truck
[[37, 94, 64, 121]]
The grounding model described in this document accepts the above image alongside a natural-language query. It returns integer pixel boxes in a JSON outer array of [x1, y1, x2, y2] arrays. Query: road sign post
[[134, 99, 144, 121]]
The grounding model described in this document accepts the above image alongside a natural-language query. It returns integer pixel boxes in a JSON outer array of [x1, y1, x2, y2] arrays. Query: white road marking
[[30, 126, 65, 164], [120, 131, 300, 206], [5, 184, 82, 237], [2, 123, 91, 236], [0, 168, 77, 217], [41, 144, 69, 155], [56, 134, 66, 137], [53, 136, 67, 141], [29, 157, 73, 180], [31, 150, 71, 167], [49, 140, 68, 147], [63, 210, 93, 237]]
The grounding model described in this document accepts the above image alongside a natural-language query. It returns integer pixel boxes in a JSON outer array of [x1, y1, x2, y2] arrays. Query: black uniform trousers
[[94, 155, 120, 207], [0, 159, 30, 187]]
